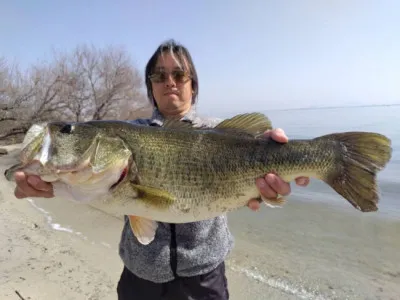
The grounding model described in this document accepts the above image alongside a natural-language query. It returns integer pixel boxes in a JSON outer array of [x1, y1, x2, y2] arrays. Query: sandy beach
[[0, 145, 119, 300], [1, 144, 399, 300]]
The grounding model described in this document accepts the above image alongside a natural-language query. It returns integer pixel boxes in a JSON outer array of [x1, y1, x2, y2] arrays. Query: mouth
[[164, 91, 179, 96]]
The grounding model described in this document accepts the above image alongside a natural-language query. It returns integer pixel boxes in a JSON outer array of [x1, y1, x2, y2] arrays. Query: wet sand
[[1, 145, 399, 299]]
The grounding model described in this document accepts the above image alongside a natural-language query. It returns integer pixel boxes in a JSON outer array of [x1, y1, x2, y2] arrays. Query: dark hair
[[145, 39, 199, 106]]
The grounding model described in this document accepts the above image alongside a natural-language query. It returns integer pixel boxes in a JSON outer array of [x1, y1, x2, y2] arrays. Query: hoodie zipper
[[170, 224, 178, 277]]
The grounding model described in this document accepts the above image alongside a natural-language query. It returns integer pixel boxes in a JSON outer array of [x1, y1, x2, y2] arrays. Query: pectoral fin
[[128, 215, 158, 245], [132, 184, 175, 209]]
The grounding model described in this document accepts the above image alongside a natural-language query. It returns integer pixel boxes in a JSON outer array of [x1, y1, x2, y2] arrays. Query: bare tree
[[0, 44, 150, 145], [0, 59, 34, 142], [53, 44, 149, 121], [0, 65, 57, 141], [0, 57, 25, 117], [0, 57, 7, 104], [121, 96, 153, 120]]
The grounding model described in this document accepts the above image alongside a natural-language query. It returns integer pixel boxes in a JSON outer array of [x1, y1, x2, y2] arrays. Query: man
[[13, 40, 309, 299]]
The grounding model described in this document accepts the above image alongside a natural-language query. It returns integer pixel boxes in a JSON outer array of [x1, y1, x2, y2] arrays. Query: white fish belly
[[87, 186, 261, 223]]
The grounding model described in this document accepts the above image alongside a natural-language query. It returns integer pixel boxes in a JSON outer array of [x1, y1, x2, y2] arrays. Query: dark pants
[[117, 262, 229, 300]]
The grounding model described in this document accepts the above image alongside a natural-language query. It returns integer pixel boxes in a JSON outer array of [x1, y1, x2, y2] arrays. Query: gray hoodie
[[119, 108, 235, 283]]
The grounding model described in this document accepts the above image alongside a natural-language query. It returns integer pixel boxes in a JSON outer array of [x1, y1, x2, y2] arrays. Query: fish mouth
[[31, 127, 132, 192]]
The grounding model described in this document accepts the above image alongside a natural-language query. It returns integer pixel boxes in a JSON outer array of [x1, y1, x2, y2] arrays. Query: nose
[[164, 74, 176, 88]]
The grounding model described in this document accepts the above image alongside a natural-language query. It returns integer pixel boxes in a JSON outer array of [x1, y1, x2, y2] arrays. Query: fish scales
[[124, 128, 337, 209]]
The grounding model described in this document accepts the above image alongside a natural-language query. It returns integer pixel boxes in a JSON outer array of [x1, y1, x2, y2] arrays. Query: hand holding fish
[[247, 128, 310, 211], [13, 172, 54, 199]]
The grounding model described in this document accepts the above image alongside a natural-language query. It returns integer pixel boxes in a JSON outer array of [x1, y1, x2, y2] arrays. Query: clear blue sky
[[1, 0, 399, 115]]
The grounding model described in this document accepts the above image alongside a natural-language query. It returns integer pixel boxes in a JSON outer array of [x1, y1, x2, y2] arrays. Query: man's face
[[149, 52, 193, 117]]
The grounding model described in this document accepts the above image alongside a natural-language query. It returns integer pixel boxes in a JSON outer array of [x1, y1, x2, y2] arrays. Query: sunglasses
[[149, 70, 191, 83]]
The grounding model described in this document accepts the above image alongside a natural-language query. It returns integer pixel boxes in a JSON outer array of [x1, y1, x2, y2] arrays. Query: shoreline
[[0, 186, 122, 300], [4, 187, 399, 300], [0, 145, 118, 299]]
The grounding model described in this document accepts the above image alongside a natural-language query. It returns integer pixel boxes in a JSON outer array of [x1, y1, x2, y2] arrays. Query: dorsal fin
[[160, 112, 273, 138], [215, 113, 273, 138]]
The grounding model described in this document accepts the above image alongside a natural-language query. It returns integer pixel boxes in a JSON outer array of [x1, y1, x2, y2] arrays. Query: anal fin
[[128, 215, 158, 245]]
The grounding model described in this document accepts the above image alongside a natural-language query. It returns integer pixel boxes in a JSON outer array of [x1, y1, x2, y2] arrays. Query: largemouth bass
[[4, 113, 392, 244]]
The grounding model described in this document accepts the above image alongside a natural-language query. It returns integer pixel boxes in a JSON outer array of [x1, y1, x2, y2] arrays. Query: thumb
[[27, 176, 53, 192], [264, 128, 288, 143]]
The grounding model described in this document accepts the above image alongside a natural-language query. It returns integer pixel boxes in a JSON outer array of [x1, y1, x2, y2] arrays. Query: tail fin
[[317, 132, 392, 212]]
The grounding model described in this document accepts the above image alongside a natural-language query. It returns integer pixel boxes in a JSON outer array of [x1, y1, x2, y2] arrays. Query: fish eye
[[59, 124, 74, 134]]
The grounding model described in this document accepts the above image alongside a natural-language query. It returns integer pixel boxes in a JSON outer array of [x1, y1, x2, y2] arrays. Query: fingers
[[27, 175, 53, 192], [14, 186, 27, 199], [263, 128, 288, 143], [248, 128, 308, 212], [247, 199, 261, 211], [257, 174, 291, 199], [255, 177, 278, 199], [248, 174, 291, 211], [295, 177, 310, 187], [14, 172, 54, 199]]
